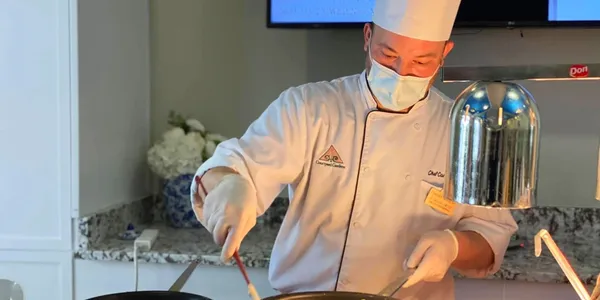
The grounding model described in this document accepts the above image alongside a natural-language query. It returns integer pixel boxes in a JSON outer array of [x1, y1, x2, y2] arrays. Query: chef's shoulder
[[271, 73, 362, 119], [428, 86, 454, 115]]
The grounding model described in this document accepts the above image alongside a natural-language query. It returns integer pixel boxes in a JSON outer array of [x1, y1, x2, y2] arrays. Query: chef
[[191, 0, 518, 298]]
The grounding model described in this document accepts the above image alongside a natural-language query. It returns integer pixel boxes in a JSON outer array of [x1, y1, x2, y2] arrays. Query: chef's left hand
[[403, 229, 459, 288]]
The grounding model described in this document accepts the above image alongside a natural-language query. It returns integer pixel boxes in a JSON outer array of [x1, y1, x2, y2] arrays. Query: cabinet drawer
[[0, 251, 72, 300]]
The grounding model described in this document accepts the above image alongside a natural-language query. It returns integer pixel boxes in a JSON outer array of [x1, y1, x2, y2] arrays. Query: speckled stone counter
[[75, 221, 600, 285], [76, 223, 277, 267], [497, 237, 600, 285], [75, 197, 600, 285]]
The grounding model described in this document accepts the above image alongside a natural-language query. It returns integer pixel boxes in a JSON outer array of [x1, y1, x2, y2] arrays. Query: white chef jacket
[[194, 71, 518, 300]]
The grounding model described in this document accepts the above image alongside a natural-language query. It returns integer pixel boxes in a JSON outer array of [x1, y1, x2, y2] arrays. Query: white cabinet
[[0, 0, 150, 299], [0, 1, 76, 298], [0, 251, 72, 300], [0, 0, 73, 252]]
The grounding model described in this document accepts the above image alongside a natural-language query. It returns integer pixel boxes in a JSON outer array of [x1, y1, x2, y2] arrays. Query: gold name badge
[[424, 187, 456, 216]]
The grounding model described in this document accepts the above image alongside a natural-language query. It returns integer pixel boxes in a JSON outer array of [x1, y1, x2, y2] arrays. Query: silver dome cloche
[[443, 81, 541, 209]]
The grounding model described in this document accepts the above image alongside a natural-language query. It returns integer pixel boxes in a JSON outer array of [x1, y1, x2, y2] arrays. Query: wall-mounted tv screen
[[267, 0, 600, 28]]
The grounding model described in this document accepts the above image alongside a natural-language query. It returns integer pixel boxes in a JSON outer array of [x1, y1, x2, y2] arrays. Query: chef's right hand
[[201, 174, 258, 263]]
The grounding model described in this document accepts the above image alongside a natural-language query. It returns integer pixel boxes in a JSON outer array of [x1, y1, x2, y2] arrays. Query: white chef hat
[[372, 0, 462, 42]]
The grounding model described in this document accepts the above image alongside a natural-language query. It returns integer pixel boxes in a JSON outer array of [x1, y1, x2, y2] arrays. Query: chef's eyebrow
[[379, 43, 438, 59], [415, 53, 437, 59], [379, 43, 399, 54]]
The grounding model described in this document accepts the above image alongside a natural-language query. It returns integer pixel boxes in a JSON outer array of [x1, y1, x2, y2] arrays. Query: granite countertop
[[76, 223, 278, 267], [75, 222, 600, 285], [493, 238, 600, 285]]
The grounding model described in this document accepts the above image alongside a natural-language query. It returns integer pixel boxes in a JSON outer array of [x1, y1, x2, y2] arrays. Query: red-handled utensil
[[233, 251, 261, 300], [195, 175, 261, 300]]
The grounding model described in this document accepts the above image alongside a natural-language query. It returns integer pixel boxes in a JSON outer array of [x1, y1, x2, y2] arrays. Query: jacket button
[[340, 279, 350, 285], [405, 174, 412, 181], [413, 123, 421, 130], [352, 222, 361, 228]]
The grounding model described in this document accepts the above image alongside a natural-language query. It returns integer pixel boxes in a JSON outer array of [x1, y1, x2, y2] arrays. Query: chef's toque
[[372, 0, 462, 42]]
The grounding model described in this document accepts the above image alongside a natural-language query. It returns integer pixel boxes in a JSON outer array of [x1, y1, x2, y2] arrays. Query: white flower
[[163, 127, 185, 143], [148, 118, 229, 179], [186, 119, 205, 132], [206, 133, 228, 143], [205, 140, 217, 157], [147, 131, 207, 179], [182, 132, 206, 150]]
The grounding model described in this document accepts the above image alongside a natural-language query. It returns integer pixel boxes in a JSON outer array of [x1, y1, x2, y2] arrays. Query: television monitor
[[267, 0, 600, 28]]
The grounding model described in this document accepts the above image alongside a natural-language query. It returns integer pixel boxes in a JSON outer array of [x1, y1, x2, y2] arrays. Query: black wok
[[87, 291, 211, 300], [262, 270, 412, 299], [263, 268, 413, 299]]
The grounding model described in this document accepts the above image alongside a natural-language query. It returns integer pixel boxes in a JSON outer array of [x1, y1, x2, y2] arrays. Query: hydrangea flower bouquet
[[147, 111, 227, 228]]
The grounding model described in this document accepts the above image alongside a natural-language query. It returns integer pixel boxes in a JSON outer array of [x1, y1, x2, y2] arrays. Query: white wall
[[149, 0, 600, 208], [239, 1, 309, 132], [77, 0, 152, 216], [150, 0, 246, 140]]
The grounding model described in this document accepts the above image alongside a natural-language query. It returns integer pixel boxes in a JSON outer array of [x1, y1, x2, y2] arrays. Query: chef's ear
[[363, 22, 374, 52], [442, 40, 454, 59]]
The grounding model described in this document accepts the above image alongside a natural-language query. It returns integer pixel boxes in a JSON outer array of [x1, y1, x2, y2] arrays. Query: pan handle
[[169, 260, 200, 292]]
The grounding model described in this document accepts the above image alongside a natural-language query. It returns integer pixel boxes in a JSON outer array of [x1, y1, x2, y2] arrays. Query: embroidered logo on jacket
[[316, 145, 345, 169], [428, 170, 445, 178]]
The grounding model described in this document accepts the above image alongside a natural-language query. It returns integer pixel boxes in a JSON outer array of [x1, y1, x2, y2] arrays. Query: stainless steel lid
[[443, 81, 541, 208], [441, 63, 600, 209]]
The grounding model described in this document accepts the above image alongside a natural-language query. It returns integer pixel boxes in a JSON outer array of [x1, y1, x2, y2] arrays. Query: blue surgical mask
[[366, 46, 438, 111]]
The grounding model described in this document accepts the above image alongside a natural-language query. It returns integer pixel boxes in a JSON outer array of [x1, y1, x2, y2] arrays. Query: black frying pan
[[89, 291, 390, 300], [86, 261, 213, 300], [87, 291, 212, 300], [87, 259, 411, 300]]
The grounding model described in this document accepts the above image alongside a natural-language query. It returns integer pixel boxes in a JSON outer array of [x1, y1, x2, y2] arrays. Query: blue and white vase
[[162, 173, 203, 228]]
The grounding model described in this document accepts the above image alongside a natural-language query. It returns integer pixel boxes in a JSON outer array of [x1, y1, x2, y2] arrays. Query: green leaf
[[201, 147, 209, 161]]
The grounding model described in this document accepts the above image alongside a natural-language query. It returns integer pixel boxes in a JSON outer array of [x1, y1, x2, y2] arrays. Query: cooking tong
[[378, 269, 415, 297], [169, 260, 200, 292]]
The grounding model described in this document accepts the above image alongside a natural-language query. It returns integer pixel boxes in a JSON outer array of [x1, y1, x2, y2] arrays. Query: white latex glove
[[403, 229, 459, 288], [197, 174, 257, 263]]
